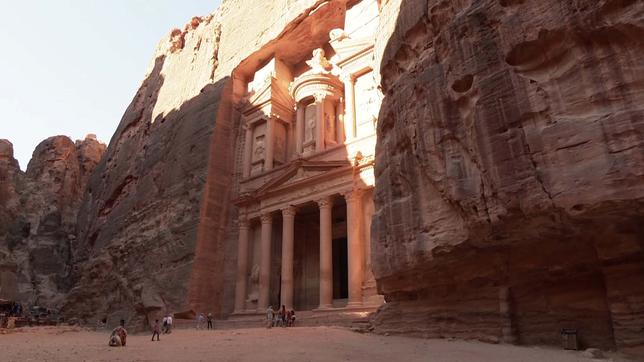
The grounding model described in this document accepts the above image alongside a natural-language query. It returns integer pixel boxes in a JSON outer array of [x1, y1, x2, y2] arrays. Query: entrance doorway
[[332, 237, 348, 300]]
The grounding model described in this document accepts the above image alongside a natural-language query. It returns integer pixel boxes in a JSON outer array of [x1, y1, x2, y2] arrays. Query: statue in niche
[[304, 103, 316, 142], [305, 48, 333, 74], [253, 136, 265, 160], [247, 263, 260, 303], [325, 111, 335, 144]]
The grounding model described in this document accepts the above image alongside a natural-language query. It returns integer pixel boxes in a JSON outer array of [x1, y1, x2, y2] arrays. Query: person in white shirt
[[166, 314, 173, 334]]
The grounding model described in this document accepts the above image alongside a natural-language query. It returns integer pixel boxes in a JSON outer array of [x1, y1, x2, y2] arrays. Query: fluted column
[[295, 105, 304, 156], [234, 218, 250, 313], [243, 125, 253, 177], [258, 213, 272, 310], [265, 118, 275, 171], [314, 94, 325, 152], [280, 206, 296, 310], [343, 75, 356, 140], [317, 196, 333, 309], [344, 190, 364, 307]]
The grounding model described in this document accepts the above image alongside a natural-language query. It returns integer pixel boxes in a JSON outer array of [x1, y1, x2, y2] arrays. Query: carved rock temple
[[2, 0, 640, 357], [231, 2, 383, 315]]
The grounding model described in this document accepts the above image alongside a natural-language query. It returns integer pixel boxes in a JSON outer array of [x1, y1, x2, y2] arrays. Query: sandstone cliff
[[372, 0, 644, 353], [0, 135, 105, 307]]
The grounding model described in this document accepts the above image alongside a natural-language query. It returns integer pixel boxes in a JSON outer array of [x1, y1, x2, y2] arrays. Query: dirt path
[[0, 326, 636, 362]]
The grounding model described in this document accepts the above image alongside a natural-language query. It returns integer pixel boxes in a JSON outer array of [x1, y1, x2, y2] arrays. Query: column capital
[[340, 72, 355, 83], [343, 189, 363, 203], [313, 92, 327, 103], [260, 212, 272, 224], [281, 205, 297, 217], [238, 218, 250, 229], [316, 196, 333, 209]]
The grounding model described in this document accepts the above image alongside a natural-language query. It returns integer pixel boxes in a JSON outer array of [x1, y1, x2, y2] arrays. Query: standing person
[[162, 315, 168, 334], [151, 319, 160, 341], [266, 306, 274, 328], [280, 305, 287, 327], [207, 313, 213, 330], [166, 314, 173, 334]]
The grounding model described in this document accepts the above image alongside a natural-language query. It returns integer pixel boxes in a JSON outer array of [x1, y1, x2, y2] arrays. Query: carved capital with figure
[[316, 196, 332, 209], [260, 213, 272, 224], [238, 217, 250, 230], [282, 206, 297, 218], [313, 92, 327, 103], [343, 189, 363, 203]]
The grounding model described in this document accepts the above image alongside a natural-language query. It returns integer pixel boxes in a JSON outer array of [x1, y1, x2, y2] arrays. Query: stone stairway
[[173, 306, 377, 331]]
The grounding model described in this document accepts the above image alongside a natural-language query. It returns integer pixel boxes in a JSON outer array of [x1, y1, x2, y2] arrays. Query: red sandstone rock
[[371, 0, 644, 355], [0, 135, 105, 306]]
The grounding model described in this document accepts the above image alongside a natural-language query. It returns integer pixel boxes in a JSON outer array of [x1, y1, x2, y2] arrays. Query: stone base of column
[[314, 304, 334, 311], [346, 301, 363, 308]]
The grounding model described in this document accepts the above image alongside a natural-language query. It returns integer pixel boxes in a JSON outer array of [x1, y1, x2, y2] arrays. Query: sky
[[0, 0, 221, 170]]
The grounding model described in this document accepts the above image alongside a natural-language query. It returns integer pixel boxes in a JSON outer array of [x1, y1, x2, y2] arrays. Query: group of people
[[266, 305, 295, 328], [195, 312, 214, 330]]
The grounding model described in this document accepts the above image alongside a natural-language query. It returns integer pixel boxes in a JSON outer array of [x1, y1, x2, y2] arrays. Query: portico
[[233, 157, 376, 313]]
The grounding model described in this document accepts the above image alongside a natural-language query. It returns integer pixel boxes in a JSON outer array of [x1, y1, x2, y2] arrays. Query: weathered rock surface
[[372, 0, 644, 354], [0, 135, 105, 307]]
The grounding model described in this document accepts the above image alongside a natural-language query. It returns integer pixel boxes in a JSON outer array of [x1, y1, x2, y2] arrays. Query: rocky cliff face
[[372, 0, 644, 353], [0, 135, 105, 307]]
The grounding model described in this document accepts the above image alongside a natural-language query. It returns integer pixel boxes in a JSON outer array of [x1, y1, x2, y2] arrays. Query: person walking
[[162, 316, 168, 334], [166, 314, 173, 334], [207, 313, 213, 330], [151, 319, 160, 341], [266, 306, 274, 328]]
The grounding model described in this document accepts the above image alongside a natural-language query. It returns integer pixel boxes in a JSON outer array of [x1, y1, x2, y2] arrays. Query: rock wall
[[372, 0, 644, 354], [0, 135, 105, 307]]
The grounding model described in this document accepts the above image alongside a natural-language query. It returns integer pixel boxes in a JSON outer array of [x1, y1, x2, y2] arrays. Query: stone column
[[265, 118, 275, 171], [295, 104, 304, 156], [317, 196, 333, 309], [345, 190, 364, 307], [258, 212, 272, 310], [280, 206, 296, 310], [234, 218, 250, 313], [343, 75, 356, 140], [243, 124, 253, 178], [314, 94, 325, 152]]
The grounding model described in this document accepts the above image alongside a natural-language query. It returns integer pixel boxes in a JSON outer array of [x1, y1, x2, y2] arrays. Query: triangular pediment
[[254, 160, 349, 196]]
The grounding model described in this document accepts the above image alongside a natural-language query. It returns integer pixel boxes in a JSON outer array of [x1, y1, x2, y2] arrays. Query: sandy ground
[[0, 326, 638, 362]]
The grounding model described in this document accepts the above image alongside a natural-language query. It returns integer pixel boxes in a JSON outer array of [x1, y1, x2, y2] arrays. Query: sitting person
[[109, 319, 128, 347]]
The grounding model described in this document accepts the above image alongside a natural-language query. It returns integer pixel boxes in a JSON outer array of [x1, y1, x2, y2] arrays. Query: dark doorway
[[332, 237, 348, 299]]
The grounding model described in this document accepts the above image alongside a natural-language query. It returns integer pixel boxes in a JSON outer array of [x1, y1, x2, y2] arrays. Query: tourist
[[151, 319, 160, 341], [196, 313, 205, 329], [280, 305, 287, 327], [162, 315, 168, 333], [207, 312, 214, 330], [166, 314, 173, 333], [266, 305, 274, 328], [290, 310, 296, 326], [109, 319, 128, 347]]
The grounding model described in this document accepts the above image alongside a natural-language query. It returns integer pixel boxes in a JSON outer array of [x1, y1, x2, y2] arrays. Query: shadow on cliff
[[64, 51, 235, 331]]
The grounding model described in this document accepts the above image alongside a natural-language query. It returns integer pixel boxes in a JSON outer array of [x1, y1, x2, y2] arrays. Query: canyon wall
[[372, 0, 644, 354], [0, 136, 105, 307]]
